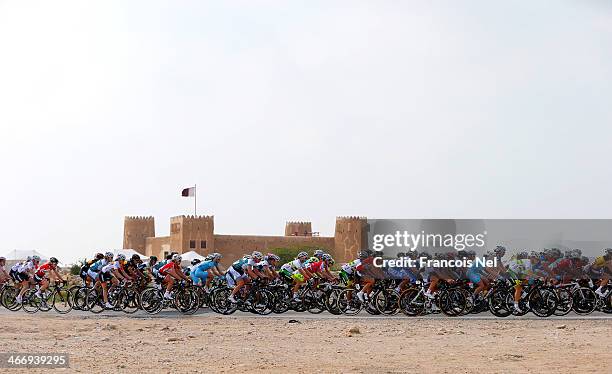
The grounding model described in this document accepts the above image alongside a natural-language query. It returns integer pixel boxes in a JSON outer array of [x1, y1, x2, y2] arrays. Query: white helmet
[[172, 254, 182, 262]]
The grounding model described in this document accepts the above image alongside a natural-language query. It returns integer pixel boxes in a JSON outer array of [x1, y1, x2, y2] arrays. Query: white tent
[[180, 250, 206, 265], [111, 249, 146, 259], [3, 249, 49, 262]]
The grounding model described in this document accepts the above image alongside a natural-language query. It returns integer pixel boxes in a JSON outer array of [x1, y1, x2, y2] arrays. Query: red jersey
[[35, 263, 54, 278], [306, 260, 326, 273], [159, 261, 179, 275]]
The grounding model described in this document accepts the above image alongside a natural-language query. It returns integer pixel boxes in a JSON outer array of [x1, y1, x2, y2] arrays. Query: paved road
[[2, 307, 611, 320]]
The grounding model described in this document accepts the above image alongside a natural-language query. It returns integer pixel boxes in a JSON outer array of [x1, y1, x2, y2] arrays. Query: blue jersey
[[195, 260, 217, 272], [89, 259, 108, 272]]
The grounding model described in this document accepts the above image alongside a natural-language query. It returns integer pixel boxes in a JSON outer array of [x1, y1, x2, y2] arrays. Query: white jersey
[[101, 260, 121, 274], [281, 259, 304, 273], [341, 259, 361, 275], [17, 261, 36, 273]]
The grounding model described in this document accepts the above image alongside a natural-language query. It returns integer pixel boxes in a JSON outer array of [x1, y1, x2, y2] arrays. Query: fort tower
[[123, 216, 155, 253]]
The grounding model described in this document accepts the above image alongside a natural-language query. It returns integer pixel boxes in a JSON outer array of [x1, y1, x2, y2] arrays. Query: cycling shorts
[[291, 271, 304, 282], [87, 269, 99, 281], [226, 267, 247, 287], [191, 268, 209, 286], [10, 270, 29, 283]]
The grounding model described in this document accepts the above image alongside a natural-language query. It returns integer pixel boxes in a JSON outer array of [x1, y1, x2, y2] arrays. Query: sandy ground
[[0, 314, 610, 374]]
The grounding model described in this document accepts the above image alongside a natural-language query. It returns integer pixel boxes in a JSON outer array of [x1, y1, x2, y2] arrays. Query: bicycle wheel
[[85, 288, 105, 314], [337, 288, 363, 316], [139, 287, 164, 314], [572, 287, 597, 315], [438, 289, 466, 317], [398, 288, 425, 316], [325, 288, 342, 315], [374, 288, 400, 316], [119, 288, 139, 314], [250, 289, 273, 315], [529, 288, 557, 317], [212, 287, 237, 315], [175, 287, 200, 315], [1, 286, 22, 311], [73, 287, 91, 311], [52, 288, 73, 314], [22, 289, 41, 314], [488, 289, 512, 317], [553, 288, 573, 316]]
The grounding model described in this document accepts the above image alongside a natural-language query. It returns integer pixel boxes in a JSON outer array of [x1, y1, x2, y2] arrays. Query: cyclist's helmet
[[137, 263, 147, 271], [572, 248, 582, 257], [131, 254, 141, 261], [313, 249, 325, 259], [116, 254, 126, 261], [564, 250, 573, 259], [104, 252, 114, 259], [211, 253, 223, 261], [172, 254, 182, 262], [297, 251, 308, 260], [604, 248, 612, 256], [421, 252, 432, 260], [357, 251, 369, 260], [251, 251, 263, 261], [242, 255, 252, 260], [26, 256, 32, 262], [517, 251, 528, 259], [265, 253, 280, 262], [149, 256, 158, 264], [0, 256, 5, 262], [32, 255, 41, 263], [494, 246, 506, 257], [191, 259, 201, 266], [95, 253, 104, 260], [49, 257, 59, 264]]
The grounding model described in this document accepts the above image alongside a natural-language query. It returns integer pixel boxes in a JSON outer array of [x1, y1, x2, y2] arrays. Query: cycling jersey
[[594, 256, 608, 268], [89, 259, 108, 272], [101, 260, 123, 274], [231, 258, 249, 274], [195, 260, 217, 272], [35, 263, 54, 279], [306, 260, 326, 273], [280, 259, 304, 273], [507, 259, 532, 279], [341, 259, 361, 275], [159, 261, 179, 276]]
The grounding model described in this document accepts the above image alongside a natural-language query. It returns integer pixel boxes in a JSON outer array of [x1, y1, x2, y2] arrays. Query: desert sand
[[0, 314, 610, 373]]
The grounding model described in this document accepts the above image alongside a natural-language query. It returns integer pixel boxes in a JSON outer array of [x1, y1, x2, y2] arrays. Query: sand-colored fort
[[123, 215, 367, 264]]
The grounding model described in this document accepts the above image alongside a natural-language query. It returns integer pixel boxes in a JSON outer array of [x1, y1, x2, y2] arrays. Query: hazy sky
[[1, 1, 611, 262]]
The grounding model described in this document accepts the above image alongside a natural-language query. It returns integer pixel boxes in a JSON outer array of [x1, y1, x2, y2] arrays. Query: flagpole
[[194, 184, 197, 216]]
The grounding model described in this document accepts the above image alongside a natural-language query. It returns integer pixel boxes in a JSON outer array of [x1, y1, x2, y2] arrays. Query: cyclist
[[0, 256, 8, 285], [87, 252, 112, 286], [101, 254, 132, 286], [33, 257, 65, 299], [159, 254, 191, 300], [14, 255, 40, 303], [258, 253, 280, 279], [80, 253, 104, 286], [593, 249, 612, 297], [191, 253, 224, 289], [279, 251, 311, 300], [246, 251, 266, 280], [506, 251, 532, 313]]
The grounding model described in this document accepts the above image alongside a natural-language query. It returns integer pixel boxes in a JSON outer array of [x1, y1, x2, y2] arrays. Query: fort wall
[[214, 234, 335, 264], [145, 236, 170, 258]]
